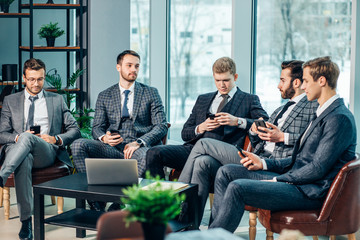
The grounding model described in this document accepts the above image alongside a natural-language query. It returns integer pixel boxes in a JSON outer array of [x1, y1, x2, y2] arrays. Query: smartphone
[[254, 119, 267, 133], [207, 113, 216, 120], [30, 125, 41, 134], [110, 129, 120, 135], [235, 144, 245, 157]]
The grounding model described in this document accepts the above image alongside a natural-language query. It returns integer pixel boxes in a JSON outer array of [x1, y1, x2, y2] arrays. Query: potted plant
[[0, 0, 15, 13], [121, 173, 186, 240], [37, 22, 65, 47]]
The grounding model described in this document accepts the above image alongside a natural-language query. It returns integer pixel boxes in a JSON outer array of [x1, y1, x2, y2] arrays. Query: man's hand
[[40, 134, 56, 144], [257, 122, 284, 143], [214, 112, 239, 126], [250, 117, 264, 134], [102, 131, 124, 146], [239, 151, 263, 171], [123, 141, 140, 159], [197, 118, 221, 134]]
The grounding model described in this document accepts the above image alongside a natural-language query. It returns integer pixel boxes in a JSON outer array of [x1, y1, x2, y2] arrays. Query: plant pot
[[141, 222, 166, 240], [46, 37, 56, 47], [0, 3, 10, 13]]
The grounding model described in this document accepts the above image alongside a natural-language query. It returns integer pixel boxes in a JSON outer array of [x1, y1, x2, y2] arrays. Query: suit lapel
[[112, 85, 122, 124], [280, 95, 307, 131], [44, 91, 54, 134], [223, 88, 245, 135], [132, 82, 143, 121], [19, 91, 25, 131]]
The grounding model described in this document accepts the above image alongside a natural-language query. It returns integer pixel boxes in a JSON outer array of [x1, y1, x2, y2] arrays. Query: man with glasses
[[71, 50, 168, 212], [0, 58, 81, 240]]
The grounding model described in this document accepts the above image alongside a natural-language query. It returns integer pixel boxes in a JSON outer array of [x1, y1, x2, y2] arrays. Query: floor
[[0, 188, 358, 240]]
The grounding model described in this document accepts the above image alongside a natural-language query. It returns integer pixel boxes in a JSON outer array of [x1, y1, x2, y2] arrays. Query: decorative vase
[[141, 222, 166, 240], [0, 3, 10, 13], [46, 37, 56, 47]]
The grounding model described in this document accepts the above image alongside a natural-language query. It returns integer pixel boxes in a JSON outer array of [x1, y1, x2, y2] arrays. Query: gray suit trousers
[[0, 132, 56, 221]]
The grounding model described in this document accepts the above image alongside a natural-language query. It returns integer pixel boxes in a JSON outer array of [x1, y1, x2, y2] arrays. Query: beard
[[281, 84, 295, 99], [121, 70, 137, 82]]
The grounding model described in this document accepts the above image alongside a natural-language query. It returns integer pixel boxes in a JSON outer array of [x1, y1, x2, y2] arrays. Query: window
[[255, 0, 352, 114], [130, 0, 150, 85], [168, 0, 232, 141]]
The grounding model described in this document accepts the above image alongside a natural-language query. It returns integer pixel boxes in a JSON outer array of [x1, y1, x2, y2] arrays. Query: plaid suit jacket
[[181, 87, 269, 148], [92, 82, 167, 146], [251, 95, 318, 159]]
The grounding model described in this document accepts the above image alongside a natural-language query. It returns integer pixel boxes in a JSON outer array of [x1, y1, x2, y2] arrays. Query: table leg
[[76, 198, 86, 238], [34, 193, 45, 240], [187, 185, 199, 229]]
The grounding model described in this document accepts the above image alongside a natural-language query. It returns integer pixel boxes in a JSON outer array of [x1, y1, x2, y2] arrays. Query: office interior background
[[0, 0, 359, 152]]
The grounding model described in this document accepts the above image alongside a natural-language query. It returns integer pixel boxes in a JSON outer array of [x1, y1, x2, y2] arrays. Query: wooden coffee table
[[33, 173, 199, 240]]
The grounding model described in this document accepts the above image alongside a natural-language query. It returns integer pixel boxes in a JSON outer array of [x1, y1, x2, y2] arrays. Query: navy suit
[[146, 87, 269, 178], [209, 98, 357, 232]]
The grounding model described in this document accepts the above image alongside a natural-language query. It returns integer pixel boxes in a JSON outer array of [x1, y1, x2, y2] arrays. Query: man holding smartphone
[[0, 58, 81, 240], [182, 60, 318, 226]]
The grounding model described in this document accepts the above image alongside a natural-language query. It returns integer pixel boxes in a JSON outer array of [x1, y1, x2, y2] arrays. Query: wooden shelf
[[21, 4, 81, 9], [19, 46, 81, 52], [0, 13, 30, 18], [0, 81, 24, 86], [45, 88, 80, 93]]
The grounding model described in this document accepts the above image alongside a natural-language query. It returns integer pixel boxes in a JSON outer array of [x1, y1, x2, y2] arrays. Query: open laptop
[[85, 158, 138, 185]]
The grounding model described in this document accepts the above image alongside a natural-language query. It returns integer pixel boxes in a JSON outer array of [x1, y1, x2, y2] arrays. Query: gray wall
[[88, 0, 130, 108]]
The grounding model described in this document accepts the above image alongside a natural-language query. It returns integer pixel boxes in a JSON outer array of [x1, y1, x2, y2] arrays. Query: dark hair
[[116, 50, 140, 64], [23, 58, 46, 76], [281, 60, 304, 83], [212, 57, 236, 75], [303, 56, 339, 89]]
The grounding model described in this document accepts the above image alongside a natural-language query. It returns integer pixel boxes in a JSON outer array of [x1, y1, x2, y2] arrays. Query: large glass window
[[255, 0, 352, 114], [168, 0, 232, 141], [130, 0, 150, 85]]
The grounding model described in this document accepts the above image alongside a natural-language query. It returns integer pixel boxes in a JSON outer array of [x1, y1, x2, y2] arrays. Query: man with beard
[[178, 60, 318, 226], [71, 50, 167, 211]]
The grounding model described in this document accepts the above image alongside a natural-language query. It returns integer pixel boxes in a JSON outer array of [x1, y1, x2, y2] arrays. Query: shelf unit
[[0, 0, 88, 110]]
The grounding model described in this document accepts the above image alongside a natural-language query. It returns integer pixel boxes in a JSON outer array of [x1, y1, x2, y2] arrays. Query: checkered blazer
[[251, 95, 318, 159], [92, 82, 168, 146]]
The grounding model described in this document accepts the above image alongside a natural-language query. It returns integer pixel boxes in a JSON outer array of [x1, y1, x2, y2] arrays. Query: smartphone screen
[[207, 113, 216, 120], [30, 125, 41, 134], [254, 120, 267, 133]]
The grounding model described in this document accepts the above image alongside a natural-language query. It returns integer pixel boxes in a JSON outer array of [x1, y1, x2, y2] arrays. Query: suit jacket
[[265, 98, 357, 200], [92, 82, 167, 147], [181, 87, 269, 148], [250, 95, 318, 159], [0, 90, 81, 166]]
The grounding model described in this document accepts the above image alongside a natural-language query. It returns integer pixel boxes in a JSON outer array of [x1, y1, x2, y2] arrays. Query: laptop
[[85, 158, 138, 185]]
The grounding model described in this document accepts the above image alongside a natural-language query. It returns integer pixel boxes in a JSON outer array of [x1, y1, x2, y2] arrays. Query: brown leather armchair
[[96, 210, 172, 240], [258, 155, 360, 240]]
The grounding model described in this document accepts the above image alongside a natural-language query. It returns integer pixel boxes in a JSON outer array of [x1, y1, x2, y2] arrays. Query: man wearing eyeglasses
[[0, 58, 81, 240]]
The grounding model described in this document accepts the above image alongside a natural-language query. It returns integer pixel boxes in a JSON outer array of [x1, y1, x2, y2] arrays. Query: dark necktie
[[273, 101, 295, 126], [217, 94, 229, 113], [26, 95, 39, 130], [121, 90, 131, 118]]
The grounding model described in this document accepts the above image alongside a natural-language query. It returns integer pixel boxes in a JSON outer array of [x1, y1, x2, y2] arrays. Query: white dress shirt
[[24, 89, 49, 135]]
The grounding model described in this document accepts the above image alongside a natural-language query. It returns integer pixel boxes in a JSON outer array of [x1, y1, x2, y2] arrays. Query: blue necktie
[[121, 90, 130, 118], [26, 95, 39, 130]]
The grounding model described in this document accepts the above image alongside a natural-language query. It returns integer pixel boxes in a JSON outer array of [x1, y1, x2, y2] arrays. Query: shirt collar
[[290, 92, 306, 104], [216, 86, 237, 99], [119, 82, 135, 95], [25, 89, 44, 100], [316, 94, 340, 117]]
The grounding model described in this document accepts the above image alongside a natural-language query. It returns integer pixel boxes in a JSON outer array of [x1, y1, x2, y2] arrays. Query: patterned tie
[[217, 94, 229, 113], [273, 101, 295, 126], [121, 90, 131, 118], [26, 95, 39, 130]]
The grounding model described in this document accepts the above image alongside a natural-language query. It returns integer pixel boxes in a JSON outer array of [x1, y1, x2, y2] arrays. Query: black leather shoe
[[87, 200, 106, 212], [19, 217, 33, 240], [107, 202, 125, 212], [0, 176, 3, 188]]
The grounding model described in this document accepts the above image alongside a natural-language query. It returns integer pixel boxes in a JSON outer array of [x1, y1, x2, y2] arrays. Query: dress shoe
[[107, 202, 125, 212], [87, 200, 106, 212], [19, 217, 33, 240], [0, 176, 3, 188]]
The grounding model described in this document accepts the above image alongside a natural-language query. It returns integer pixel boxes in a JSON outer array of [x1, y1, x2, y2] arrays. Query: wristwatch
[[136, 139, 144, 147], [237, 118, 243, 126], [54, 135, 60, 145]]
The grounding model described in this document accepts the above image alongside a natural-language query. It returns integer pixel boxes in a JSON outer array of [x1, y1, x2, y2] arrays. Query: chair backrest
[[243, 134, 253, 152], [317, 154, 360, 234]]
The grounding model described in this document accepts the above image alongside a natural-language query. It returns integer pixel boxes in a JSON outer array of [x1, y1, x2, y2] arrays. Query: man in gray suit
[[0, 58, 81, 240], [209, 56, 357, 232], [178, 60, 318, 224], [71, 50, 167, 211]]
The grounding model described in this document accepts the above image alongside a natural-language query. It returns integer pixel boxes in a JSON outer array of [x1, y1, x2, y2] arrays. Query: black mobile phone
[[254, 119, 267, 133], [207, 113, 216, 120], [30, 125, 41, 134], [110, 129, 120, 134], [235, 144, 245, 157]]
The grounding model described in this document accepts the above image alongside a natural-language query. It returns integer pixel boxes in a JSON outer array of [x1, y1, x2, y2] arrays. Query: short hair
[[212, 57, 236, 75], [116, 50, 140, 64], [281, 60, 304, 83], [303, 56, 339, 89], [23, 58, 46, 76]]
